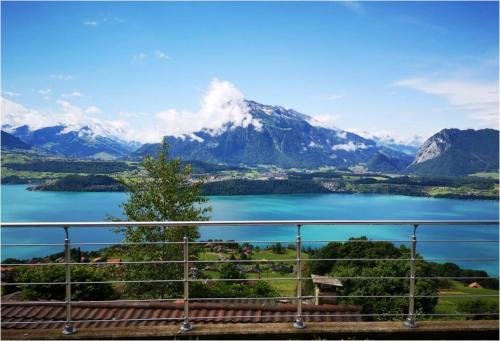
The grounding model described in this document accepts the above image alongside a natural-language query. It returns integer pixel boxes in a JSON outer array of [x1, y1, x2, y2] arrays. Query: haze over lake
[[2, 185, 498, 275]]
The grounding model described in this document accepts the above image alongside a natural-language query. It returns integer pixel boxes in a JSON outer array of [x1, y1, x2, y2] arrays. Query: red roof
[[1, 300, 362, 329]]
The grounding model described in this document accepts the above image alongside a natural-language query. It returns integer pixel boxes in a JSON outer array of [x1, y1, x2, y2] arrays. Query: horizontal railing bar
[[2, 294, 498, 306], [301, 258, 499, 262], [2, 239, 499, 248], [3, 312, 499, 326], [193, 240, 295, 244], [0, 298, 184, 305], [304, 239, 500, 243], [5, 276, 499, 286], [1, 317, 184, 325], [413, 240, 500, 243], [3, 257, 499, 267], [3, 239, 498, 248], [3, 294, 499, 308], [299, 294, 500, 299], [0, 260, 185, 266], [1, 220, 498, 228], [1, 282, 67, 286], [72, 241, 184, 246], [1, 279, 184, 286], [188, 297, 298, 301], [0, 243, 66, 247]]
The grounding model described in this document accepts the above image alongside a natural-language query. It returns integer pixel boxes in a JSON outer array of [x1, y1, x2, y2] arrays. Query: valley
[[1, 150, 497, 199], [2, 99, 498, 200]]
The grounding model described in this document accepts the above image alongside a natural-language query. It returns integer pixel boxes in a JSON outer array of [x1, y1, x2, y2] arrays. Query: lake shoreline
[[25, 183, 499, 201]]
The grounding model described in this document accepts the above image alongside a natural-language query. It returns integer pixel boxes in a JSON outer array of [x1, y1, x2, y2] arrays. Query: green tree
[[457, 299, 499, 320], [271, 242, 284, 254], [190, 281, 278, 299], [332, 260, 437, 320], [117, 142, 211, 299], [16, 265, 116, 301], [220, 262, 246, 280], [302, 237, 439, 320]]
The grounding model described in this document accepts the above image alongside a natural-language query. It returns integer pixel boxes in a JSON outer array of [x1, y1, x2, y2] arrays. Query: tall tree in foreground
[[118, 142, 211, 298]]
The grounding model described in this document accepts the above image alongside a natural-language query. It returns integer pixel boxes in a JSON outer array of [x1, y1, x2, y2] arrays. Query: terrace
[[1, 220, 499, 339]]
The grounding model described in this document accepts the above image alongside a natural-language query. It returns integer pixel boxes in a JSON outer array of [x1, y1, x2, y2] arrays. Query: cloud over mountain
[[1, 96, 128, 140], [1, 97, 55, 131], [1, 79, 263, 144], [151, 79, 261, 141]]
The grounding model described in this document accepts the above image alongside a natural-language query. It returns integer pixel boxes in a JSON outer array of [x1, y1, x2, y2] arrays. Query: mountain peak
[[132, 99, 413, 169], [245, 100, 311, 121], [408, 128, 499, 176]]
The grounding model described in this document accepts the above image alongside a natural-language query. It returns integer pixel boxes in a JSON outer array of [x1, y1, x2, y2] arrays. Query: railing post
[[62, 226, 76, 335], [180, 236, 192, 332], [404, 224, 418, 328], [293, 224, 305, 329]]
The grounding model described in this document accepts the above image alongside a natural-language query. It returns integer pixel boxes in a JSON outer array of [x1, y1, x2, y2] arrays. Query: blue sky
[[1, 1, 498, 143]]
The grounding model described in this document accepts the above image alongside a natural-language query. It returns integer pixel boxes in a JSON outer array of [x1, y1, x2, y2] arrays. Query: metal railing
[[1, 220, 499, 335]]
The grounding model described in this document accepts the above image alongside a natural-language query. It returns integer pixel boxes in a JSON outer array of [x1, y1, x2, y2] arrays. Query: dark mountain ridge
[[8, 125, 133, 160], [1, 130, 32, 150], [407, 128, 499, 176]]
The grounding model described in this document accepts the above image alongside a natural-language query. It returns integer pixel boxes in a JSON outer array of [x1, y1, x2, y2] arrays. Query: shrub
[[16, 265, 117, 301]]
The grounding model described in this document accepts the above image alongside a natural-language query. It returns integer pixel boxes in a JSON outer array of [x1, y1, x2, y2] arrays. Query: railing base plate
[[293, 319, 305, 329], [180, 322, 193, 332], [62, 326, 77, 335], [404, 318, 417, 328]]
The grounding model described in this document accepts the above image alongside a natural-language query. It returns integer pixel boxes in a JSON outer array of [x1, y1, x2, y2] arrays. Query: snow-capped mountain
[[132, 100, 413, 169], [6, 124, 137, 160]]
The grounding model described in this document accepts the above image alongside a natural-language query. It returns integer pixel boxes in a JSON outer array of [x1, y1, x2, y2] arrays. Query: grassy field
[[426, 184, 499, 199], [470, 172, 499, 180], [435, 280, 499, 319], [198, 248, 307, 296]]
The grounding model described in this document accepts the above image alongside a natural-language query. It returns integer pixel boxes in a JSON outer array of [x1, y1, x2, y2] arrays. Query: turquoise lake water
[[1, 185, 499, 275]]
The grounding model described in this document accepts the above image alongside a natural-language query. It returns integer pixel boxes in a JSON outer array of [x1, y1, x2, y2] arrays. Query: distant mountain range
[[1, 130, 32, 150], [407, 128, 499, 176], [2, 99, 498, 176], [4, 125, 135, 160], [132, 100, 414, 169]]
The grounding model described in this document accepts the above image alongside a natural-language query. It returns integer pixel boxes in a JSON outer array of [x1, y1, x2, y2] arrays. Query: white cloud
[[307, 114, 341, 130], [54, 100, 129, 139], [1, 79, 262, 145], [83, 20, 98, 27], [85, 106, 102, 114], [38, 89, 52, 95], [61, 92, 84, 98], [2, 91, 20, 97], [332, 141, 368, 152], [336, 131, 347, 139], [154, 50, 170, 60], [140, 79, 262, 143], [132, 52, 147, 64], [50, 74, 73, 80], [1, 97, 127, 141], [394, 78, 499, 128], [1, 97, 56, 130], [349, 128, 427, 146], [132, 50, 171, 64]]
